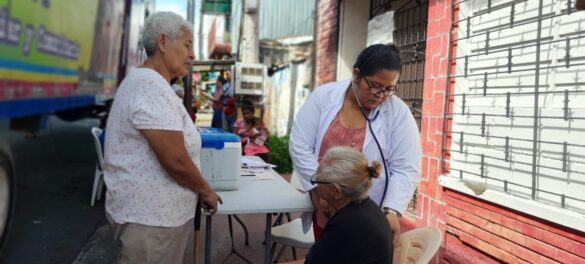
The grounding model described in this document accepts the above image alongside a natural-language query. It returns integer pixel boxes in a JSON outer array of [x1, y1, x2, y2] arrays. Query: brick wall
[[314, 0, 339, 87], [403, 0, 451, 228], [444, 189, 585, 263], [414, 0, 585, 263]]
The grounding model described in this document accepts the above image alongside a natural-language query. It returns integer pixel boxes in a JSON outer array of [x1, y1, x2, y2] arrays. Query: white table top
[[214, 157, 314, 215]]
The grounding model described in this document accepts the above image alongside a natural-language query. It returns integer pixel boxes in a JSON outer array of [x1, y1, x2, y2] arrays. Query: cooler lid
[[199, 127, 241, 149]]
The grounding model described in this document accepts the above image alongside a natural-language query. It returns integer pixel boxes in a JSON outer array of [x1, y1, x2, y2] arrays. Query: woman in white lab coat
[[289, 44, 422, 244]]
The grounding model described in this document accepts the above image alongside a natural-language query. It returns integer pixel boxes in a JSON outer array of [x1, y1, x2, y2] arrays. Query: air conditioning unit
[[233, 63, 266, 96]]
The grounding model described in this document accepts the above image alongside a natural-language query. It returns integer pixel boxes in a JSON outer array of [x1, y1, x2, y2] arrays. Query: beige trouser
[[107, 213, 194, 264]]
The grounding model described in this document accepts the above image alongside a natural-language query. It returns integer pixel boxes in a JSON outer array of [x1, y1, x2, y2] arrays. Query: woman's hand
[[385, 212, 401, 246], [199, 189, 223, 214]]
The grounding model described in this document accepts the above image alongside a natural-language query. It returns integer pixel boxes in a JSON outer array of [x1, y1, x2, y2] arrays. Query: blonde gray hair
[[140, 12, 193, 56], [317, 147, 382, 201]]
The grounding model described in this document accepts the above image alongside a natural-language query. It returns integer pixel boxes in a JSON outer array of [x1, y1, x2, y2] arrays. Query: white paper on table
[[240, 175, 257, 180], [250, 167, 267, 173], [241, 156, 277, 168], [240, 168, 274, 180], [253, 170, 275, 180]]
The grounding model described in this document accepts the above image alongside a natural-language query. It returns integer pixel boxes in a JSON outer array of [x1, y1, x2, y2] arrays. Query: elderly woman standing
[[305, 146, 393, 263], [103, 12, 221, 264]]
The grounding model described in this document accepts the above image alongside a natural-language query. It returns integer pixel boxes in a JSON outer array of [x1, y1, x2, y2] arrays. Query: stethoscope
[[350, 80, 390, 208]]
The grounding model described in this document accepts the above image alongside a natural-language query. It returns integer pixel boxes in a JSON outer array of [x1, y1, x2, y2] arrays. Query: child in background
[[233, 101, 269, 159], [243, 117, 269, 159]]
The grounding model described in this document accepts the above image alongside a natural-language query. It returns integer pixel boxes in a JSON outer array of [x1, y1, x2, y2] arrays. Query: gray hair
[[140, 12, 194, 56], [317, 147, 382, 201]]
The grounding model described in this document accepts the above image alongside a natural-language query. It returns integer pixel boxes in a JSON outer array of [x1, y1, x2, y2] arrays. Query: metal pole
[[264, 213, 272, 264], [185, 0, 195, 117], [287, 63, 298, 134], [204, 215, 212, 264], [199, 0, 205, 60], [311, 0, 320, 89], [117, 0, 133, 85], [531, 0, 544, 200], [237, 0, 246, 61]]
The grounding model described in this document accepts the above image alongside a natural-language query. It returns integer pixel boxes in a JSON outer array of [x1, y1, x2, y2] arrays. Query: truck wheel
[[0, 155, 13, 252]]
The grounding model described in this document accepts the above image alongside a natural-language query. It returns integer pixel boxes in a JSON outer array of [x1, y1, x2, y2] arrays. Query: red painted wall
[[411, 1, 585, 263], [314, 0, 339, 87]]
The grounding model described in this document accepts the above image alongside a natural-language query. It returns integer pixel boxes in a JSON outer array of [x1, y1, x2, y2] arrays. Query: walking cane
[[194, 200, 202, 264]]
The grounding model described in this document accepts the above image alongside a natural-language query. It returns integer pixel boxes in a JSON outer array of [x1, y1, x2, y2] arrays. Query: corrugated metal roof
[[259, 0, 315, 40]]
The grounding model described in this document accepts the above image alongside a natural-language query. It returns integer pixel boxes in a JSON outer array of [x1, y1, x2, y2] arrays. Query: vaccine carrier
[[199, 127, 242, 190]]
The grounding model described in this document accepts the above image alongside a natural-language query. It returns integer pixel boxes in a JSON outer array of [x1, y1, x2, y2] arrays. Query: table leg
[[264, 213, 272, 264], [205, 215, 212, 264]]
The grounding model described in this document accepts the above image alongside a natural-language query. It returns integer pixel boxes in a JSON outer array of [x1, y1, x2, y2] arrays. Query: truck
[[0, 0, 154, 250]]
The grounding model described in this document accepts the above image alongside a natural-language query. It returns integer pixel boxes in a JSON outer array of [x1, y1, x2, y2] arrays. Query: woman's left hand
[[386, 212, 401, 246]]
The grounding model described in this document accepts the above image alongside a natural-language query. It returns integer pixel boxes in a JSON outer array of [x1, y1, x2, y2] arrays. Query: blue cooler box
[[199, 127, 242, 190]]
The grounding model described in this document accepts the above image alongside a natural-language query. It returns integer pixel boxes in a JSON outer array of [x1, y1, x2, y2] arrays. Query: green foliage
[[267, 135, 293, 174]]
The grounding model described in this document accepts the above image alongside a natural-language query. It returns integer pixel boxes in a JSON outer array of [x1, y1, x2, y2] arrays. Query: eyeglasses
[[310, 173, 346, 188], [363, 77, 398, 97], [310, 173, 333, 185]]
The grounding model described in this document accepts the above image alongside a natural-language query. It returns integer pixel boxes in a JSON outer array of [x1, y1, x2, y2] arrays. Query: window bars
[[368, 0, 429, 129], [393, 0, 429, 130], [442, 0, 585, 213]]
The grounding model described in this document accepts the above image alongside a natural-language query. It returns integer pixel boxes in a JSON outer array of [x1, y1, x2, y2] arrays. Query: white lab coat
[[289, 79, 422, 213]]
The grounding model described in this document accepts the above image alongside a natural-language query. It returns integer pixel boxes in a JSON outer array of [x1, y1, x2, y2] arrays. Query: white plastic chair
[[393, 227, 442, 264], [270, 171, 315, 262], [90, 127, 105, 207]]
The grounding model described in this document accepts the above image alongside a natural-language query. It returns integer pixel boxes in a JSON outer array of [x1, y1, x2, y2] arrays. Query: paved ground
[[73, 211, 308, 264], [0, 113, 308, 264], [0, 117, 106, 264]]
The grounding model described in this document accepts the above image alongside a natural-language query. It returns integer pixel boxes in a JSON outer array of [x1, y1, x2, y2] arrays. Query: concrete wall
[[336, 0, 370, 81], [267, 63, 309, 136], [261, 41, 312, 136]]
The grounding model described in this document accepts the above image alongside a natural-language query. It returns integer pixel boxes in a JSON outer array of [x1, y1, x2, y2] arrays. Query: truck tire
[[0, 154, 13, 252]]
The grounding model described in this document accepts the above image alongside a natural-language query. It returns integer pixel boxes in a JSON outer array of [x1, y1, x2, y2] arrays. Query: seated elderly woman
[[301, 146, 393, 263], [103, 12, 221, 264]]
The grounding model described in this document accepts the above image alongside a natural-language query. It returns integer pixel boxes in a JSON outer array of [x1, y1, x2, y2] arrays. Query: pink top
[[211, 89, 223, 109], [233, 118, 269, 155], [232, 119, 247, 137], [233, 118, 267, 143], [318, 112, 366, 161]]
